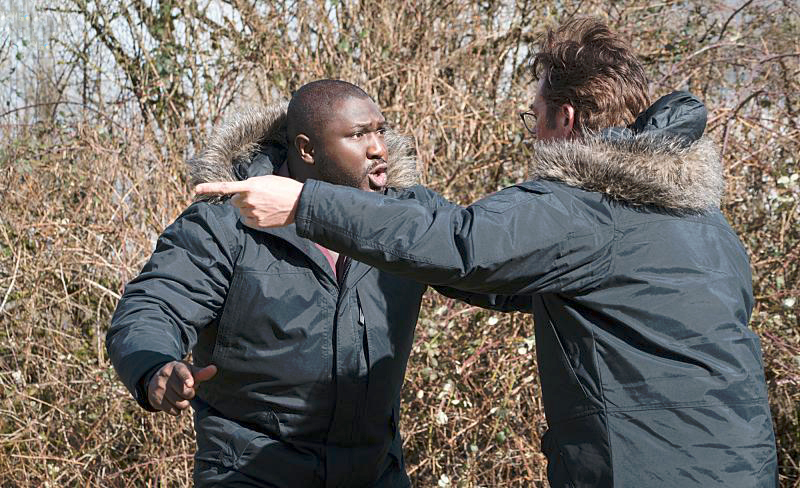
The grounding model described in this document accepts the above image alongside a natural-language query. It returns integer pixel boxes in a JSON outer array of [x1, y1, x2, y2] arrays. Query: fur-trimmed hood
[[528, 92, 723, 212], [188, 102, 419, 195]]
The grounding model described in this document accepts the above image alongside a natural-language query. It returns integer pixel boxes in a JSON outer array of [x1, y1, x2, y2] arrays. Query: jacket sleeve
[[388, 184, 533, 312], [296, 180, 614, 295], [106, 202, 238, 410]]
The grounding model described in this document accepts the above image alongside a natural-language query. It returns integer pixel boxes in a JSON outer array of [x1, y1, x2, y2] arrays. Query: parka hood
[[189, 102, 420, 197], [528, 92, 724, 212]]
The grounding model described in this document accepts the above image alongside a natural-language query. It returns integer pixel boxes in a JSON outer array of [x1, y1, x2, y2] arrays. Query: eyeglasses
[[519, 111, 537, 135]]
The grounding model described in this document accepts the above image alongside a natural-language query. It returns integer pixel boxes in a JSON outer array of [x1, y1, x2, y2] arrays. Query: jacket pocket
[[212, 267, 332, 385], [211, 271, 245, 366], [606, 401, 776, 487], [194, 413, 269, 471], [194, 412, 321, 486]]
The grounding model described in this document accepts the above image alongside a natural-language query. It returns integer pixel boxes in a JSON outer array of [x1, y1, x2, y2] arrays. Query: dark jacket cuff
[[112, 350, 177, 412], [296, 179, 321, 239], [134, 362, 169, 412]]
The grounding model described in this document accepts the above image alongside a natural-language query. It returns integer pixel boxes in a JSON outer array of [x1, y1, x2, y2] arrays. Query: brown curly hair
[[532, 17, 650, 133]]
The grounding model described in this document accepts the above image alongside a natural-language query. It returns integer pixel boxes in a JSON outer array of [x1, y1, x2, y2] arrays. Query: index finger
[[195, 181, 250, 195]]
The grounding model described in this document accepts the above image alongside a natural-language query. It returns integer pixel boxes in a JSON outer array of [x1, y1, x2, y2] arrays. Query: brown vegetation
[[0, 1, 798, 486]]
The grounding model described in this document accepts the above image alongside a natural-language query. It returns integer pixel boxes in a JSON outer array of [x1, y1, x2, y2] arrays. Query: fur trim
[[189, 103, 288, 188], [188, 102, 419, 191], [383, 131, 420, 189], [528, 134, 724, 212]]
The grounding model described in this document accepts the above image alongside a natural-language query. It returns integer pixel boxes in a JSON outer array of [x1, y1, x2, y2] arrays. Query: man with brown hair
[[526, 17, 651, 138], [198, 18, 778, 488]]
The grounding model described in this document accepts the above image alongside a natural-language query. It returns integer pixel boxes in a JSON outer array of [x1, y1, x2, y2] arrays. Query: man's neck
[[282, 155, 341, 263], [284, 155, 316, 183], [276, 159, 293, 179]]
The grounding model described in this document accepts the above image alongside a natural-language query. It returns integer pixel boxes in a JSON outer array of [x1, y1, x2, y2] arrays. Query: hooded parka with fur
[[291, 93, 778, 487], [106, 104, 519, 487]]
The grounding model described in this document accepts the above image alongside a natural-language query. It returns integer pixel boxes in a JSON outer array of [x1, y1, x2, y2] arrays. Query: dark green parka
[[292, 93, 778, 487], [106, 104, 516, 487]]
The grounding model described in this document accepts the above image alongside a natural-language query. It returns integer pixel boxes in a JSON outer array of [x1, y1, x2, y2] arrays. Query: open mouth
[[367, 162, 388, 190]]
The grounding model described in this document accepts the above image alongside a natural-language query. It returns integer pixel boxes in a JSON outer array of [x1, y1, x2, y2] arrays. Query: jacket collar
[[528, 92, 723, 212]]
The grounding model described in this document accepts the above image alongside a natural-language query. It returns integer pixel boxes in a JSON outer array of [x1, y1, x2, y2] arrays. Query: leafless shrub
[[0, 1, 797, 486]]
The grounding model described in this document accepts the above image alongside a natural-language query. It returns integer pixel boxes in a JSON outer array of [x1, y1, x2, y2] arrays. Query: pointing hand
[[195, 175, 303, 228]]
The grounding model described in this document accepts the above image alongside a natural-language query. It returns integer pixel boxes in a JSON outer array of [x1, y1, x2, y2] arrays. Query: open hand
[[195, 175, 303, 228], [147, 361, 217, 416]]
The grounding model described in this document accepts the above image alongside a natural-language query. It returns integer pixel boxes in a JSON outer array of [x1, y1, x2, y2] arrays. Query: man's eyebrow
[[350, 120, 387, 130]]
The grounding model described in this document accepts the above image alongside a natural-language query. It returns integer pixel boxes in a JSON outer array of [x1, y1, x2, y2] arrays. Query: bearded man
[[198, 20, 779, 488], [107, 79, 523, 487]]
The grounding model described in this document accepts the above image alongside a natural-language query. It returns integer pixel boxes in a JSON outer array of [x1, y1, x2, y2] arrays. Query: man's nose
[[367, 133, 388, 160]]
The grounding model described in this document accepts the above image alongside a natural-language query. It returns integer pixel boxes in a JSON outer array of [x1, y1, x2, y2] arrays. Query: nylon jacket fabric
[[294, 92, 778, 487], [110, 199, 421, 487], [107, 103, 505, 487]]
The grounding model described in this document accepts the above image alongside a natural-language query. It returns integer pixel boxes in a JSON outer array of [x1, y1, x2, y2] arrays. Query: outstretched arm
[[196, 176, 613, 295], [387, 185, 535, 312], [295, 179, 603, 295]]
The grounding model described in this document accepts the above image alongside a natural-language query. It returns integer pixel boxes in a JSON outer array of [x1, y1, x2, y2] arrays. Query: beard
[[315, 153, 369, 189]]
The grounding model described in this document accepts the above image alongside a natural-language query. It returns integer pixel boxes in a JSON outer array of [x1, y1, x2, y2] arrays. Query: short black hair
[[287, 79, 372, 141]]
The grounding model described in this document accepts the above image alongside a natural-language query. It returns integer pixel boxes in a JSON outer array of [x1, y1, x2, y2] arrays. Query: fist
[[147, 361, 217, 416]]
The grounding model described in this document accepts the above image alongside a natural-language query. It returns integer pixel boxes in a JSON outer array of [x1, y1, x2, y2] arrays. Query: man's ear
[[561, 103, 575, 137], [294, 134, 315, 165]]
